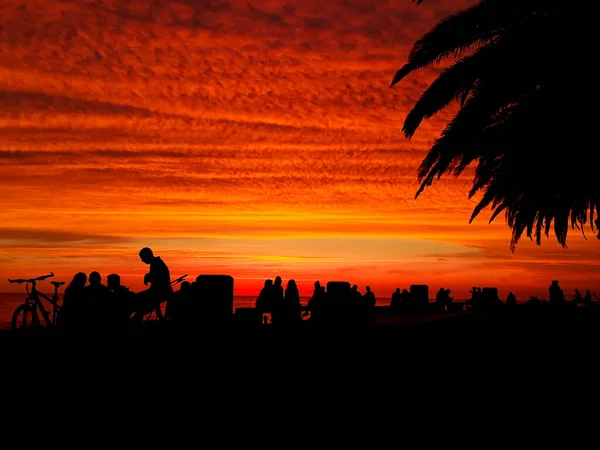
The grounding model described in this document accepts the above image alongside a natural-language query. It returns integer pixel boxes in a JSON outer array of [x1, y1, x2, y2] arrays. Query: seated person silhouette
[[506, 291, 517, 306], [84, 271, 110, 327], [132, 247, 173, 322], [107, 273, 136, 329], [303, 281, 325, 321], [165, 280, 193, 324], [56, 272, 87, 330], [390, 288, 401, 310], [548, 280, 565, 304]]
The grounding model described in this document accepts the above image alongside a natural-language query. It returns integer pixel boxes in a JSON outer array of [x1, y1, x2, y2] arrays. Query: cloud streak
[[2, 0, 599, 300]]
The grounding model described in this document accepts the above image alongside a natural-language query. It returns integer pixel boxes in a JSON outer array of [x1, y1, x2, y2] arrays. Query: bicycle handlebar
[[170, 274, 188, 285], [8, 272, 54, 284]]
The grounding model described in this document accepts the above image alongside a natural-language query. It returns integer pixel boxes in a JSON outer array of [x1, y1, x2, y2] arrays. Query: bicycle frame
[[26, 281, 60, 326], [143, 274, 188, 321], [8, 272, 63, 329]]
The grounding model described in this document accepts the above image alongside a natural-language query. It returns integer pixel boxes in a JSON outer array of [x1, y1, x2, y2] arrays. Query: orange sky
[[1, 0, 599, 301]]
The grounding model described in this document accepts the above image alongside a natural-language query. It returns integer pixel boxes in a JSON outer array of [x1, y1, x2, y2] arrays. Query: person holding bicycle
[[132, 247, 173, 322]]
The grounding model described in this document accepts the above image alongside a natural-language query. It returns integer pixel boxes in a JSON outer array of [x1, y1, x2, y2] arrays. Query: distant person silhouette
[[133, 247, 172, 321], [57, 272, 87, 330], [573, 289, 582, 304], [304, 281, 325, 321], [584, 289, 592, 305], [506, 291, 517, 306], [548, 280, 565, 304], [399, 289, 410, 309], [436, 288, 446, 311], [277, 279, 301, 324], [271, 276, 285, 322], [351, 285, 362, 304], [436, 287, 453, 311], [390, 288, 401, 310], [256, 279, 274, 322], [363, 286, 376, 308], [84, 271, 109, 327], [444, 288, 453, 309]]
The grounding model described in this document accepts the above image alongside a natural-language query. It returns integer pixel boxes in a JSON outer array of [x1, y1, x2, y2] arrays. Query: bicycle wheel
[[11, 304, 40, 330]]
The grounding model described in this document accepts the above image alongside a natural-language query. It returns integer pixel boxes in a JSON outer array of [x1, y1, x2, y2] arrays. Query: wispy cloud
[[2, 0, 598, 299]]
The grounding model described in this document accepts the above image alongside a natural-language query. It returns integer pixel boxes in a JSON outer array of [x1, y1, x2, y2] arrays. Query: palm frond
[[390, 0, 545, 87]]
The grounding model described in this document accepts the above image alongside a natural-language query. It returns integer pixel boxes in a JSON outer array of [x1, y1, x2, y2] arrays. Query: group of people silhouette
[[52, 243, 599, 331], [57, 247, 171, 330], [255, 279, 378, 324], [524, 280, 596, 306]]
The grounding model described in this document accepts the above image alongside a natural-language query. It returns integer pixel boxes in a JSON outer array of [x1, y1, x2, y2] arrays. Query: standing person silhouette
[[133, 247, 173, 322]]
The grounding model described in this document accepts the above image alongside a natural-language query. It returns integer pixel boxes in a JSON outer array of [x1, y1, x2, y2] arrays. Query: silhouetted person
[[351, 285, 362, 302], [436, 287, 453, 312], [436, 287, 446, 311], [256, 279, 274, 321], [275, 279, 301, 324], [133, 247, 172, 322], [584, 289, 592, 305], [57, 272, 87, 330], [304, 281, 325, 321], [363, 286, 376, 308], [106, 273, 135, 330], [399, 289, 410, 311], [274, 276, 284, 295], [165, 280, 193, 324], [548, 280, 565, 305], [466, 287, 481, 310], [573, 289, 582, 304], [390, 288, 401, 310], [271, 276, 285, 323], [444, 288, 453, 310], [506, 292, 517, 306], [84, 271, 109, 327]]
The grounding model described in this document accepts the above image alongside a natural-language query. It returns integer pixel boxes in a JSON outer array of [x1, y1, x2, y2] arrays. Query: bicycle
[[141, 274, 188, 322], [8, 272, 65, 330]]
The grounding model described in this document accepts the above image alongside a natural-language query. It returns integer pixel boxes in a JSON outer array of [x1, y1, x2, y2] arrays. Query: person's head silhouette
[[274, 276, 282, 286], [89, 271, 101, 286], [70, 272, 87, 289], [366, 286, 371, 292], [139, 247, 154, 264], [107, 273, 120, 290]]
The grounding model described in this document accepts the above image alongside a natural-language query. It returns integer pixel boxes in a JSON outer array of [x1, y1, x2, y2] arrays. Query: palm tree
[[391, 0, 596, 251]]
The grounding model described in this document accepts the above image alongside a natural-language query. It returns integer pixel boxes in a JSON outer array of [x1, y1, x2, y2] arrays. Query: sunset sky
[[1, 0, 599, 301]]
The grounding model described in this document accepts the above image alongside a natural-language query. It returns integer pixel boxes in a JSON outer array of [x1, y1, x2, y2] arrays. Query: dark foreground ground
[[3, 307, 599, 437], [3, 306, 600, 367]]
